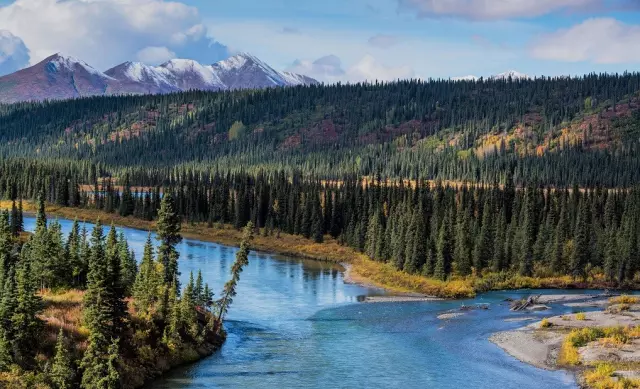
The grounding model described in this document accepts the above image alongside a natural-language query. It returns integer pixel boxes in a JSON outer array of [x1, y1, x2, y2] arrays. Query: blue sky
[[1, 0, 640, 81]]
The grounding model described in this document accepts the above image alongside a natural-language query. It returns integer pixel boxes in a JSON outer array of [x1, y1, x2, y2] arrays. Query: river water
[[25, 217, 582, 389]]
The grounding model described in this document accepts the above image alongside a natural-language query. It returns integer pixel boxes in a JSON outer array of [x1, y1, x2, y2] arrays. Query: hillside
[[1, 74, 640, 186]]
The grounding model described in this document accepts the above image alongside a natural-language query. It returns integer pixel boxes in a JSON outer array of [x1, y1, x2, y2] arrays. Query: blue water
[[25, 217, 582, 388]]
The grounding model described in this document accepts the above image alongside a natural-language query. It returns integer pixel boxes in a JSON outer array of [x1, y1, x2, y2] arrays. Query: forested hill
[[2, 73, 640, 186]]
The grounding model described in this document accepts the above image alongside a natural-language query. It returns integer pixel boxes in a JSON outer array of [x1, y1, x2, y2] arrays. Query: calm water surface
[[25, 217, 582, 389]]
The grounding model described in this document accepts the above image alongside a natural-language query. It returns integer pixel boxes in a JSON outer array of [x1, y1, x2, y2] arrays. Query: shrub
[[583, 363, 616, 388], [576, 312, 587, 321], [540, 318, 553, 328], [609, 295, 639, 305]]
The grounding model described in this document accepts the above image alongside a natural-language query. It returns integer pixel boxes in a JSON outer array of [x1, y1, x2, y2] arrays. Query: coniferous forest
[[1, 75, 640, 387], [0, 191, 253, 387]]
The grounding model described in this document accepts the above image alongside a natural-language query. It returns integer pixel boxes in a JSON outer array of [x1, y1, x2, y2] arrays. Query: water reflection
[[24, 217, 578, 389]]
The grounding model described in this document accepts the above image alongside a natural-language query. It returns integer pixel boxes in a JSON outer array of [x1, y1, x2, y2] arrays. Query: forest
[[0, 158, 638, 287], [0, 192, 254, 388], [1, 74, 640, 186], [1, 76, 640, 387]]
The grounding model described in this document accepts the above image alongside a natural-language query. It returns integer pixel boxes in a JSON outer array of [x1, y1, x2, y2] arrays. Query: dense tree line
[[2, 158, 637, 285], [1, 73, 640, 186], [0, 193, 253, 388]]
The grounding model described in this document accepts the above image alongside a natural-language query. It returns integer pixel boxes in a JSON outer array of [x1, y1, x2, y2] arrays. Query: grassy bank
[[2, 201, 630, 300]]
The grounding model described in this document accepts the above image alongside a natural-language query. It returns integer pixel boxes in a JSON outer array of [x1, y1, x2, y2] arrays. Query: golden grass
[[583, 363, 640, 389], [39, 289, 89, 347], [610, 295, 640, 305]]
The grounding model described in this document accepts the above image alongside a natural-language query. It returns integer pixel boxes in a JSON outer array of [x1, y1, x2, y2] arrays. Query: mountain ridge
[[0, 52, 317, 104]]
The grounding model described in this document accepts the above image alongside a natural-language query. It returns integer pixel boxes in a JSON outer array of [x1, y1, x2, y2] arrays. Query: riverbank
[[490, 295, 640, 388], [3, 201, 635, 300], [0, 289, 226, 389], [5, 201, 475, 298]]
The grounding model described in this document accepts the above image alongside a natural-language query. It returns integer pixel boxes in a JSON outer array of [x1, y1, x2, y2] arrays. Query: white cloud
[[288, 54, 414, 83], [0, 0, 229, 70], [0, 30, 29, 76], [530, 18, 640, 64], [288, 55, 346, 81], [349, 54, 415, 81], [368, 34, 400, 49], [398, 0, 601, 20], [207, 19, 522, 81], [136, 46, 176, 65]]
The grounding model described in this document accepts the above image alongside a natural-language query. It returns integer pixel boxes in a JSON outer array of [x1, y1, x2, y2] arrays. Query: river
[[25, 217, 581, 389]]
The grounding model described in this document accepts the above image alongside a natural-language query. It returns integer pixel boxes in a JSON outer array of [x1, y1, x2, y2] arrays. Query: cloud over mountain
[[0, 0, 230, 70], [288, 54, 414, 83], [0, 30, 29, 76]]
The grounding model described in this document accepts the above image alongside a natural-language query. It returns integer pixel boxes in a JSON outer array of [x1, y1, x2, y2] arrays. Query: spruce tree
[[518, 188, 536, 277], [454, 206, 472, 276], [571, 200, 590, 280], [11, 257, 42, 368], [434, 212, 452, 281], [35, 191, 47, 231], [50, 329, 75, 389], [156, 194, 182, 287], [216, 222, 254, 329]]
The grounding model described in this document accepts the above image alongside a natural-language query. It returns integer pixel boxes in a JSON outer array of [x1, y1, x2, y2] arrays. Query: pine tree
[[11, 258, 42, 368], [103, 338, 121, 389], [9, 200, 19, 236], [50, 329, 75, 389], [216, 222, 254, 330], [156, 194, 182, 287], [434, 212, 452, 281], [473, 197, 494, 274], [518, 188, 536, 277], [35, 191, 47, 231], [180, 273, 198, 339], [571, 200, 590, 280], [454, 206, 472, 276], [117, 231, 136, 296]]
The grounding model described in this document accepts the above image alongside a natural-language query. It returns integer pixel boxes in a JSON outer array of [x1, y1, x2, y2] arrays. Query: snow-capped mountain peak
[[213, 52, 253, 71], [451, 70, 531, 82], [156, 58, 224, 90], [212, 52, 315, 89], [0, 52, 318, 104], [48, 53, 112, 79], [452, 75, 479, 82], [491, 70, 530, 80]]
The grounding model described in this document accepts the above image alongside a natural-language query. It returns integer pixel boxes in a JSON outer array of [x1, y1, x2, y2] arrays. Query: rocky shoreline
[[490, 294, 640, 387]]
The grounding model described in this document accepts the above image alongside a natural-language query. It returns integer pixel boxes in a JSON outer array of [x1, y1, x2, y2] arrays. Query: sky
[[1, 0, 640, 82]]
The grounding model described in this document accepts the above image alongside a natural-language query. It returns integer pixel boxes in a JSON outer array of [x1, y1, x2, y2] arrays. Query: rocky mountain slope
[[0, 53, 317, 104]]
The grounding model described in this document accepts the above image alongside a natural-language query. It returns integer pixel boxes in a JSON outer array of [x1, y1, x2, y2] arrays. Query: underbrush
[[583, 363, 640, 389], [1, 289, 225, 389], [559, 326, 640, 388]]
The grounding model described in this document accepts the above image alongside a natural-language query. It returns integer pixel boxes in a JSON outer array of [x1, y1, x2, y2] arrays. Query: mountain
[[491, 70, 530, 80], [212, 53, 317, 89], [451, 75, 479, 81], [0, 53, 317, 104], [0, 53, 118, 103], [103, 61, 178, 95], [452, 70, 531, 82]]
